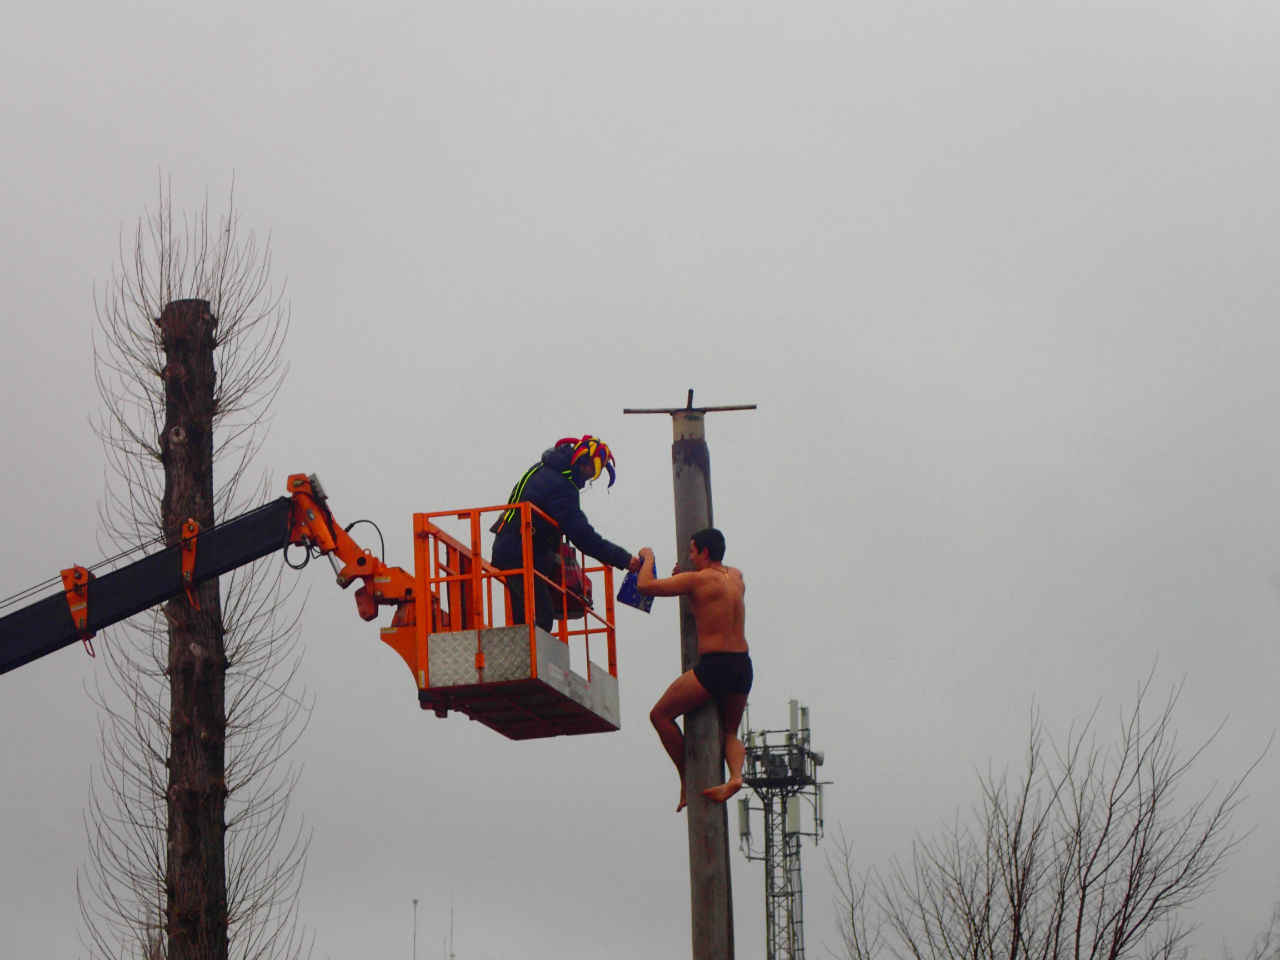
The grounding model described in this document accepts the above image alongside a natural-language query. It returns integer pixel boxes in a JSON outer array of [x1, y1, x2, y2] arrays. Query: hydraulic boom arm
[[0, 474, 412, 675]]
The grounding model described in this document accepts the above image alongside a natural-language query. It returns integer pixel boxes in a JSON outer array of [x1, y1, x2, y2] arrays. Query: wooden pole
[[625, 390, 755, 960]]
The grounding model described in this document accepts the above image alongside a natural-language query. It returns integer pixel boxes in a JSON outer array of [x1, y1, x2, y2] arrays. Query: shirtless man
[[637, 528, 751, 812]]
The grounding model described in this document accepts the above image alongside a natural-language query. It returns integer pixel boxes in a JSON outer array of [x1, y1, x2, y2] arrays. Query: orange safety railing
[[411, 503, 617, 687]]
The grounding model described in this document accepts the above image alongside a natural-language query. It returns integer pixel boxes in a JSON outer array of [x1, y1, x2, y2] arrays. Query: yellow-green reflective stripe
[[497, 464, 539, 529]]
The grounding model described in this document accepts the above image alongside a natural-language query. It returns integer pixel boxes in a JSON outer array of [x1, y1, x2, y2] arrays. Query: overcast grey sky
[[3, 2, 1279, 958]]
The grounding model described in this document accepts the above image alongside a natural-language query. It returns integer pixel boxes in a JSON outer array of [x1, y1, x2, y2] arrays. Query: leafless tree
[[77, 181, 310, 960], [830, 677, 1265, 960], [830, 827, 884, 960], [1233, 902, 1280, 960]]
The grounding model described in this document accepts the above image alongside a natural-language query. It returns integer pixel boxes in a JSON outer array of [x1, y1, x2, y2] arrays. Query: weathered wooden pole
[[625, 390, 756, 960]]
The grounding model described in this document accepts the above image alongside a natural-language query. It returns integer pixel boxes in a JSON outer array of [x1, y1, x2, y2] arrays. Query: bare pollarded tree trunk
[[830, 676, 1265, 960], [78, 184, 308, 960], [156, 298, 228, 960]]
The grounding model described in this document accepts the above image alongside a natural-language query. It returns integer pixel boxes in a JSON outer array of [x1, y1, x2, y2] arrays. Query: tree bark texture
[[157, 299, 229, 960]]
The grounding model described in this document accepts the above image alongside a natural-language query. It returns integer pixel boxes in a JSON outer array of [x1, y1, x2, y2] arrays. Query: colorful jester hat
[[557, 435, 617, 487]]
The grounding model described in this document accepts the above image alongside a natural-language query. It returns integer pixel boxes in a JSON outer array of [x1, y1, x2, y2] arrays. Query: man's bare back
[[636, 542, 749, 652], [683, 563, 747, 655]]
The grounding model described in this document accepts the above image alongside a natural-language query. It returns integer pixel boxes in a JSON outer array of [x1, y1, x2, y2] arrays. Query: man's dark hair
[[691, 528, 726, 562]]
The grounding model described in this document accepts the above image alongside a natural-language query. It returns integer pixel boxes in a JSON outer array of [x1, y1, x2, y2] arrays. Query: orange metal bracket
[[60, 565, 95, 658], [181, 518, 201, 609], [285, 474, 416, 621]]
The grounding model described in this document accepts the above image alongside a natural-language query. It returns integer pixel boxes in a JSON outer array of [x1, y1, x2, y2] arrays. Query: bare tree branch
[[830, 678, 1265, 960]]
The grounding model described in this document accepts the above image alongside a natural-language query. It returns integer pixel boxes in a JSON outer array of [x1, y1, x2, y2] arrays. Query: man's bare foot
[[702, 777, 743, 804], [677, 781, 687, 812]]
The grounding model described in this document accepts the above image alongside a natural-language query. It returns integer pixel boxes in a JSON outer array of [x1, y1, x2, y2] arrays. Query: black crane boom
[[0, 498, 295, 675]]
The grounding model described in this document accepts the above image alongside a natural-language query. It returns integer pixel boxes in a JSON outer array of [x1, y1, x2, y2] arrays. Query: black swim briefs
[[693, 651, 754, 696]]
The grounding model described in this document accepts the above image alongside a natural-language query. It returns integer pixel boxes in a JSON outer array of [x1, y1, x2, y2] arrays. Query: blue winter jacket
[[491, 444, 632, 569]]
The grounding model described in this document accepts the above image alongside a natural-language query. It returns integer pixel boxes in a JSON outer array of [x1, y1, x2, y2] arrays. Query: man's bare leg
[[650, 670, 714, 812], [703, 693, 749, 804]]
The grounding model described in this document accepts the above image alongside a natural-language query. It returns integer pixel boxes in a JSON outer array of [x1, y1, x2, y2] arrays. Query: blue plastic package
[[616, 568, 654, 613]]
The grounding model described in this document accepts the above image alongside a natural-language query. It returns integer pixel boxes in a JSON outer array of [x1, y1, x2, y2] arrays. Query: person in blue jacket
[[490, 435, 641, 631]]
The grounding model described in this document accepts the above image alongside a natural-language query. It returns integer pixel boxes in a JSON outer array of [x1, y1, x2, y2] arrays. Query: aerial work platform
[[378, 503, 621, 740], [0, 477, 620, 741]]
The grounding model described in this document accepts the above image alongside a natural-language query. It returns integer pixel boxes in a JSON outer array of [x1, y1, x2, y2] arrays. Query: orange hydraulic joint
[[285, 474, 415, 620]]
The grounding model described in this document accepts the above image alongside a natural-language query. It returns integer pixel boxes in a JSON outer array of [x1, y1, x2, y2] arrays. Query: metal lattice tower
[[737, 700, 826, 960]]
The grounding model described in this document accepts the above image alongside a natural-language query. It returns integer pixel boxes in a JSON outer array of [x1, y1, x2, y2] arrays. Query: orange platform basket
[[376, 503, 620, 740]]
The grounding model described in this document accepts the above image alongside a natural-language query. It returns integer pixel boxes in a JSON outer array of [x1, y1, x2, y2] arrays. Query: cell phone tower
[[737, 699, 826, 960]]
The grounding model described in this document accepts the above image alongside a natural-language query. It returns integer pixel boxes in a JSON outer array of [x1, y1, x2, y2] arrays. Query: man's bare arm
[[636, 547, 699, 597]]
